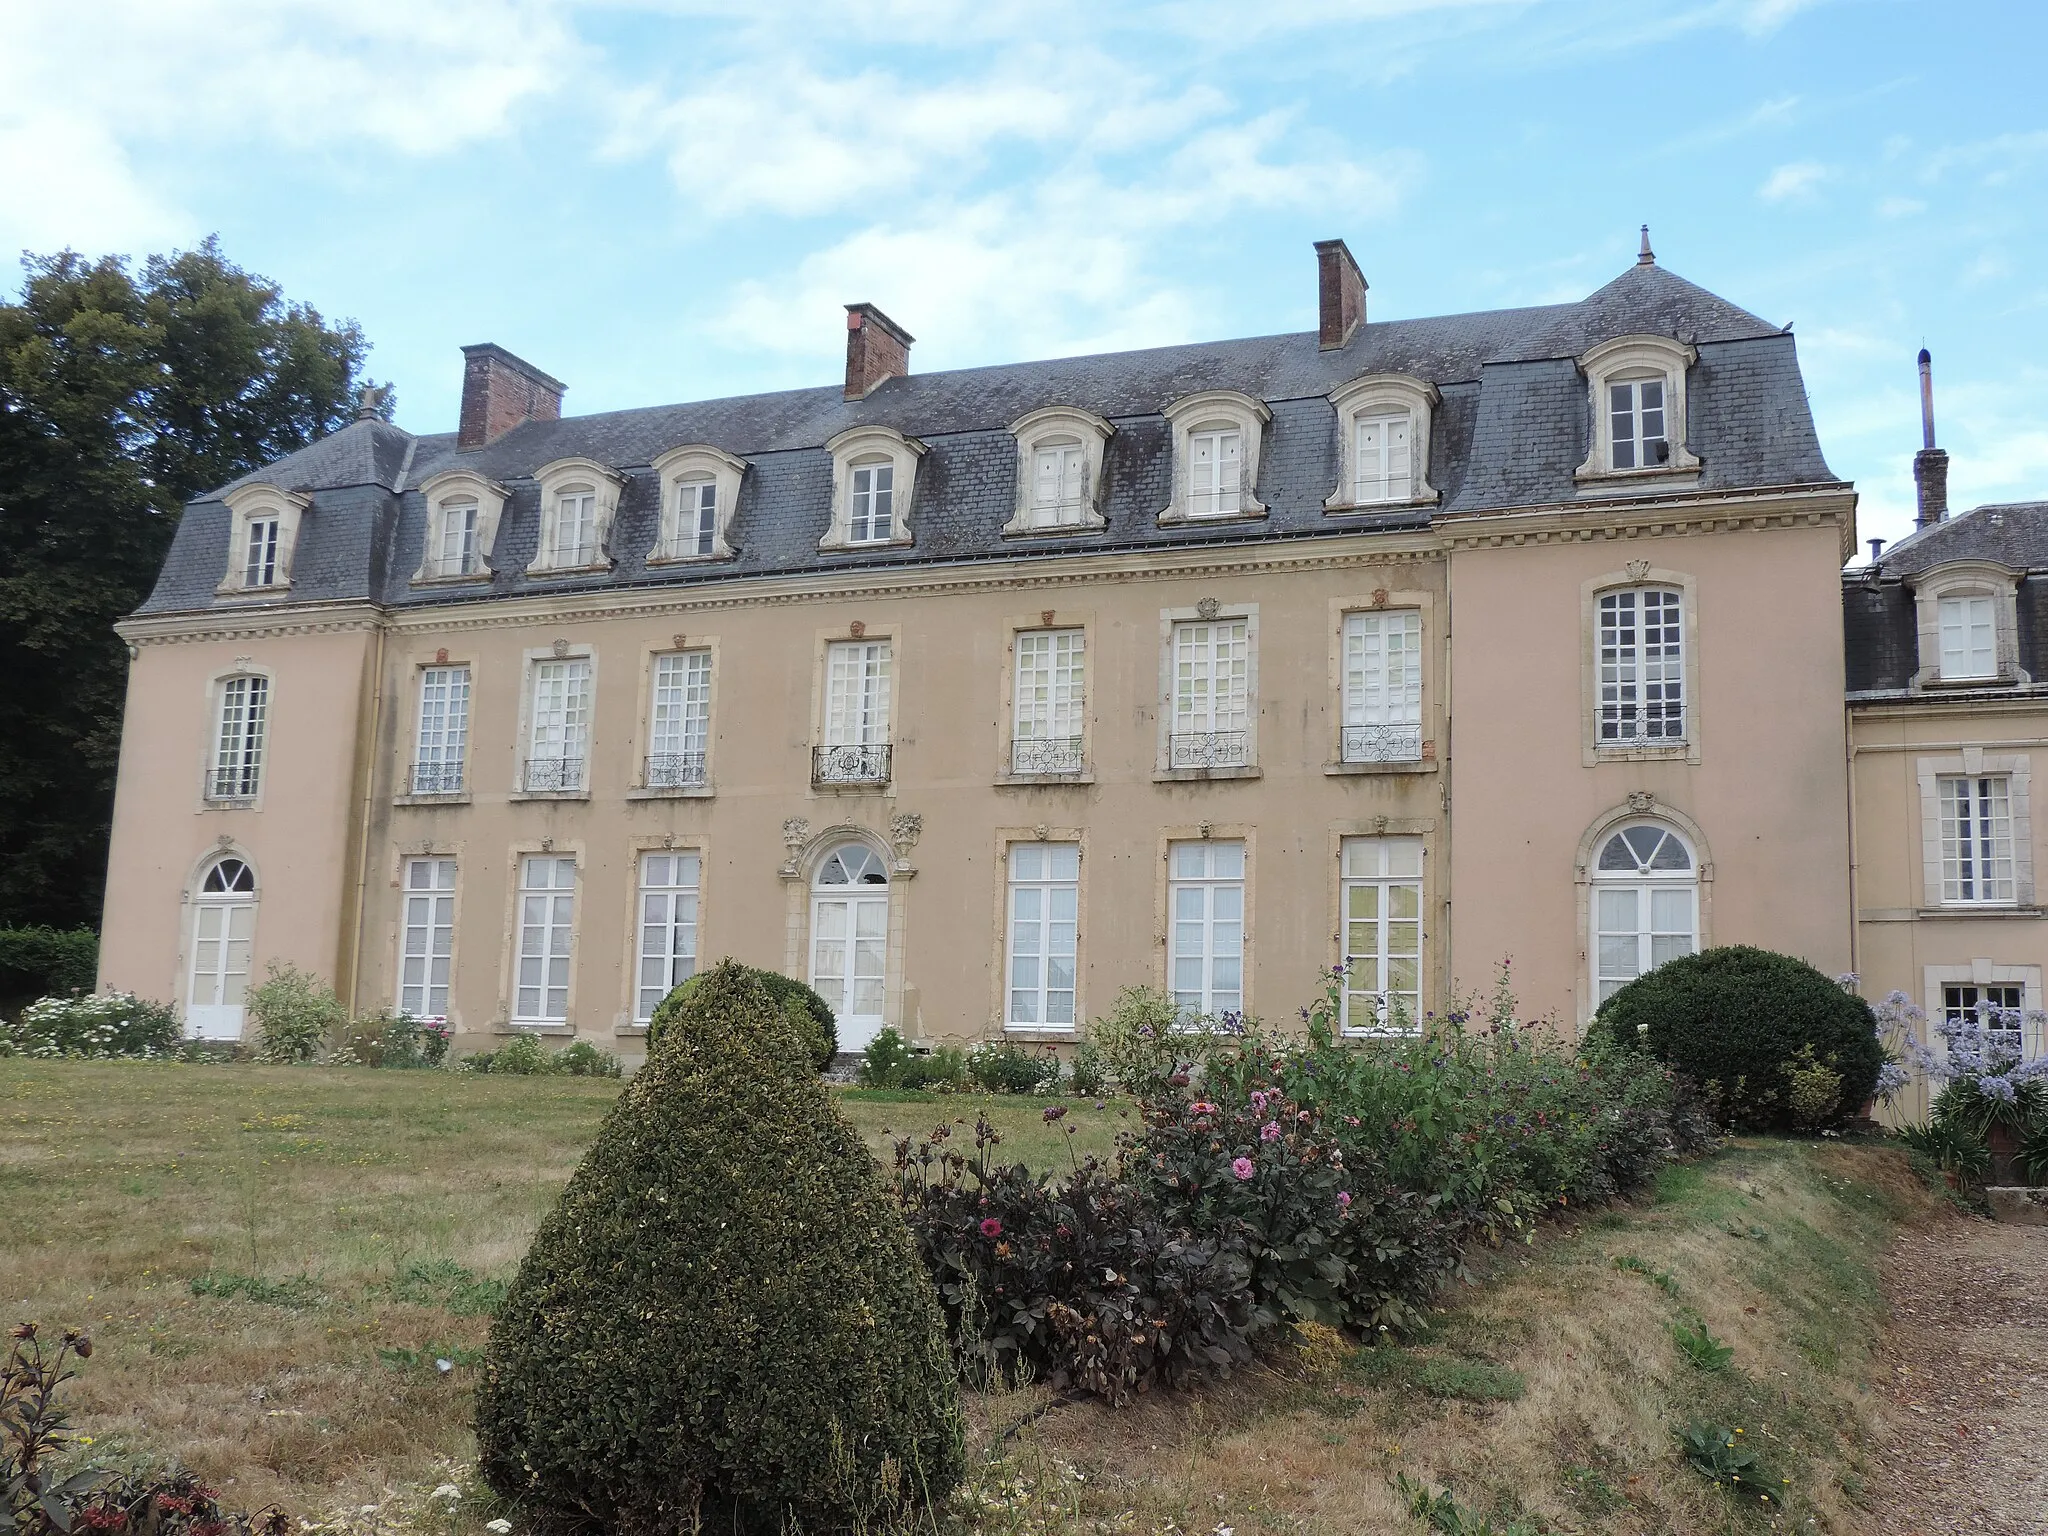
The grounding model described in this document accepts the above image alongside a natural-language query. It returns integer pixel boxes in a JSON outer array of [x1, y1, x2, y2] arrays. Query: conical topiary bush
[[475, 960, 964, 1534]]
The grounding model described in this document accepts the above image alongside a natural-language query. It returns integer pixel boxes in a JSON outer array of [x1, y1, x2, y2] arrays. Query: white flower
[[485, 1521, 513, 1533], [430, 1486, 461, 1501]]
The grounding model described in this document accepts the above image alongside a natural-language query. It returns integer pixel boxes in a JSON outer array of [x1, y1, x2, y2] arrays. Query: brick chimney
[[1914, 346, 1949, 528], [844, 304, 913, 400], [458, 343, 566, 451], [1314, 239, 1368, 351]]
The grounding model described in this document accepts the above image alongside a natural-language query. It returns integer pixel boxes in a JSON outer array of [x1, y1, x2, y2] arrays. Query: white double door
[[186, 899, 255, 1039], [809, 893, 888, 1051]]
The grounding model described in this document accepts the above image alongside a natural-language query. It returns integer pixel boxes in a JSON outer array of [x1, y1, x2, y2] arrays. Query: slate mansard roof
[[137, 260, 1840, 618]]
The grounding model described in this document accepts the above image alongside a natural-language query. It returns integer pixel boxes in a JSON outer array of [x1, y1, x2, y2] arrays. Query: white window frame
[[1011, 628, 1086, 776], [244, 517, 280, 587], [650, 444, 745, 563], [514, 854, 578, 1024], [1581, 567, 1699, 765], [209, 673, 269, 801], [1590, 821, 1699, 1006], [1922, 963, 2044, 1064], [1165, 616, 1252, 771], [1937, 774, 2017, 905], [528, 457, 624, 576], [1326, 373, 1438, 512], [1937, 595, 1997, 680], [821, 426, 923, 551], [1005, 406, 1112, 535], [1910, 563, 2027, 687], [823, 640, 892, 747], [522, 654, 592, 793], [1341, 610, 1423, 763], [413, 469, 507, 585], [647, 649, 712, 789], [217, 483, 310, 596], [398, 856, 457, 1020], [1915, 750, 2035, 909], [411, 665, 471, 795], [1004, 842, 1080, 1033], [1160, 391, 1269, 524], [635, 850, 701, 1024], [1339, 837, 1424, 1035], [1575, 334, 1700, 484], [1168, 839, 1246, 1021], [1596, 586, 1686, 746]]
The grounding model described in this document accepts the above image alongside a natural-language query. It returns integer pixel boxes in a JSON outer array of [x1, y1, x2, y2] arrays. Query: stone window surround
[[511, 641, 597, 802], [176, 842, 260, 1039], [808, 621, 900, 792], [820, 426, 925, 551], [1004, 406, 1114, 536], [777, 820, 911, 1038], [1579, 562, 1702, 766], [627, 637, 721, 801], [1321, 818, 1438, 1026], [1155, 599, 1261, 782], [527, 457, 626, 577], [649, 444, 747, 564], [996, 608, 1095, 785], [1908, 560, 2030, 689], [1571, 798, 1715, 1025], [1324, 373, 1441, 513], [1324, 588, 1437, 776], [1916, 747, 2036, 909], [989, 826, 1089, 1036], [385, 843, 464, 1031], [1159, 390, 1270, 525], [412, 469, 508, 586], [393, 651, 478, 806], [216, 482, 310, 597], [198, 661, 274, 813], [1574, 334, 1702, 488], [614, 832, 712, 1037], [1922, 960, 2045, 1062], [1153, 823, 1256, 1018], [493, 837, 585, 1033]]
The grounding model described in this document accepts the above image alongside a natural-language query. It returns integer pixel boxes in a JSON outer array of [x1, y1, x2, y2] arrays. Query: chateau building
[[99, 236, 1857, 1057]]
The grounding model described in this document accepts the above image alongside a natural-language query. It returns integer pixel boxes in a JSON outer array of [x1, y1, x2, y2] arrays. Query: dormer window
[[528, 457, 625, 576], [1005, 407, 1112, 536], [217, 483, 309, 597], [414, 470, 507, 585], [1909, 561, 2027, 688], [1161, 391, 1268, 525], [1939, 595, 1995, 679], [1575, 335, 1700, 486], [821, 427, 923, 552], [244, 518, 280, 587], [650, 445, 745, 563], [1326, 374, 1439, 513]]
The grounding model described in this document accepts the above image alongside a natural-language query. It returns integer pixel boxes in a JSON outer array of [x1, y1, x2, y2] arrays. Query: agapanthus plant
[[1903, 995, 2048, 1149]]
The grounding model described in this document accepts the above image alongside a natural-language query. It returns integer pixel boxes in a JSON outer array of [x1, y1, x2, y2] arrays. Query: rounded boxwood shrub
[[1591, 945, 1883, 1130], [476, 960, 962, 1533], [649, 963, 837, 1073]]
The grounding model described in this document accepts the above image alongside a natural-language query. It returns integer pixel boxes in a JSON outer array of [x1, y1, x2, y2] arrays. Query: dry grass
[[0, 1060, 1107, 1520]]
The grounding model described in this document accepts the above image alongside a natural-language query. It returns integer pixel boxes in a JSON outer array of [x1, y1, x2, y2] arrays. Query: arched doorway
[[188, 855, 257, 1040], [1591, 821, 1698, 1005], [809, 843, 889, 1051]]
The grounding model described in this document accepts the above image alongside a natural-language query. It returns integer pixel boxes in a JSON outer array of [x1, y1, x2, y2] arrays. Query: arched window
[[203, 857, 256, 893], [810, 843, 890, 1049], [188, 855, 258, 1040], [1591, 822, 1697, 1003]]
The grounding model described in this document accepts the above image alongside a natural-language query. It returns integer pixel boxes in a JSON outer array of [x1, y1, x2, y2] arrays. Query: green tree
[[0, 237, 379, 928]]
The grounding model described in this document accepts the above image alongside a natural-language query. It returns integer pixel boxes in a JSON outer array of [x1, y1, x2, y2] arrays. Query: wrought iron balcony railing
[[1010, 736, 1084, 775], [1341, 724, 1424, 764], [408, 761, 466, 795], [813, 742, 891, 785], [521, 756, 586, 792], [207, 769, 260, 802], [644, 751, 708, 789], [1167, 731, 1250, 770]]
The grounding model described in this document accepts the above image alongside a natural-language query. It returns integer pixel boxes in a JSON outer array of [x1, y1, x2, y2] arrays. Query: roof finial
[[1637, 225, 1655, 266]]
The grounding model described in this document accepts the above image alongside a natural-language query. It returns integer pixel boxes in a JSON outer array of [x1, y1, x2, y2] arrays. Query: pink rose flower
[[1231, 1157, 1255, 1181], [1260, 1121, 1282, 1142], [980, 1217, 1003, 1237]]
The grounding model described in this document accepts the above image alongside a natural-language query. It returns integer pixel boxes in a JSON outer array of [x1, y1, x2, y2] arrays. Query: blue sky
[[4, 0, 2043, 554]]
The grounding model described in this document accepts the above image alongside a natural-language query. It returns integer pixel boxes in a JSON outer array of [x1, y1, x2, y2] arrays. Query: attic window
[[1325, 373, 1439, 513], [413, 469, 507, 585], [820, 426, 923, 552], [527, 457, 625, 576], [1609, 378, 1668, 469], [650, 445, 745, 564], [1574, 335, 1700, 487], [1004, 406, 1112, 536], [216, 482, 310, 597], [1160, 391, 1269, 525]]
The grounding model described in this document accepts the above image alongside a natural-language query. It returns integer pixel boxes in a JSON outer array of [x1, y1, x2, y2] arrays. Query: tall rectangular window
[[1939, 774, 2015, 903], [1032, 442, 1087, 526], [1169, 840, 1244, 1019], [1012, 629, 1085, 774], [850, 463, 894, 543], [825, 641, 891, 745], [1608, 378, 1667, 470], [211, 675, 268, 799], [1944, 982, 2025, 1059], [437, 503, 478, 576], [678, 478, 718, 557], [1188, 429, 1242, 516], [636, 852, 701, 1023], [1170, 619, 1250, 768], [1007, 843, 1079, 1030], [244, 519, 280, 586], [1937, 595, 1997, 679], [399, 857, 456, 1019], [526, 657, 591, 791], [554, 490, 597, 566], [412, 666, 470, 794], [1340, 839, 1423, 1033], [515, 855, 577, 1023], [1342, 610, 1422, 762], [648, 650, 712, 787], [1598, 587, 1684, 743], [1354, 412, 1412, 502]]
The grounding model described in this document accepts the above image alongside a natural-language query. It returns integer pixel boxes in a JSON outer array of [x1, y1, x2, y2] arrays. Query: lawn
[[0, 1060, 1115, 1519]]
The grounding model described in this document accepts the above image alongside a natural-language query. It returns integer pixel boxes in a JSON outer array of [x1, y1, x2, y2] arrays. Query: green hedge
[[0, 927, 98, 1002], [476, 960, 962, 1532], [648, 963, 837, 1072]]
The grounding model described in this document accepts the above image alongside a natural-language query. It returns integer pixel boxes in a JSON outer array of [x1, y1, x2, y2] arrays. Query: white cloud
[[1758, 160, 1829, 202], [1875, 194, 1925, 219]]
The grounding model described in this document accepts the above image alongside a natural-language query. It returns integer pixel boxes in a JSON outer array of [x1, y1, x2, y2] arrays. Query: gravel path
[[1870, 1215, 2048, 1534]]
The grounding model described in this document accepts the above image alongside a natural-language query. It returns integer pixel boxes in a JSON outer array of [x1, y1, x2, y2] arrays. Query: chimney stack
[[1913, 347, 1949, 528], [844, 304, 913, 399], [1314, 239, 1368, 351], [458, 344, 565, 451]]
